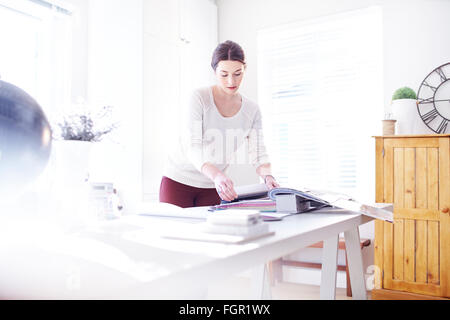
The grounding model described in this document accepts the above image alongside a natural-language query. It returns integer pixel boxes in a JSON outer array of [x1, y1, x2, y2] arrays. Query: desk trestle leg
[[251, 264, 272, 299], [320, 235, 339, 300], [344, 227, 368, 300]]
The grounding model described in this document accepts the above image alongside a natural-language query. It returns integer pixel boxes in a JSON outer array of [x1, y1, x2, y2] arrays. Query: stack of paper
[[160, 210, 275, 244], [202, 210, 272, 238]]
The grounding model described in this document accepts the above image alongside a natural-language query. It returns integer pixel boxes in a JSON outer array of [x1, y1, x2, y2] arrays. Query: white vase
[[391, 99, 419, 135], [53, 140, 92, 183], [50, 140, 93, 229]]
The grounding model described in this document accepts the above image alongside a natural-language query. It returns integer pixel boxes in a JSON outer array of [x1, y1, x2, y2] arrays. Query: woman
[[160, 40, 279, 208]]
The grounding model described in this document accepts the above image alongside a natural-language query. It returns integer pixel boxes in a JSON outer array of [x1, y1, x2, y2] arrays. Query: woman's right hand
[[214, 172, 238, 202]]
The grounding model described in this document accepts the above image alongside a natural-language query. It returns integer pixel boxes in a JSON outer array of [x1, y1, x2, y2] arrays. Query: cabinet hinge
[[382, 148, 385, 157]]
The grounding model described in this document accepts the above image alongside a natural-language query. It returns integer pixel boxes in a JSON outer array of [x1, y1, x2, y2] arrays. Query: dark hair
[[211, 40, 246, 71]]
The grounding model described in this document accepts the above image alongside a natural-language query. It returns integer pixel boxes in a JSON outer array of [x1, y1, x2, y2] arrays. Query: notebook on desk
[[160, 218, 275, 244], [161, 228, 275, 244], [137, 202, 211, 219]]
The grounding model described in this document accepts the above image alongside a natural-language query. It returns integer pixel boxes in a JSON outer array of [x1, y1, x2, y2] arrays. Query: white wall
[[218, 0, 450, 107], [382, 1, 450, 115]]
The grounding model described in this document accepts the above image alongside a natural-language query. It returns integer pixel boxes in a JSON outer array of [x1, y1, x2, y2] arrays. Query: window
[[0, 0, 73, 116], [258, 7, 383, 201]]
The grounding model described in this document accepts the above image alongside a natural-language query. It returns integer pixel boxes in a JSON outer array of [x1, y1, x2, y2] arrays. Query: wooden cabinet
[[373, 135, 450, 299]]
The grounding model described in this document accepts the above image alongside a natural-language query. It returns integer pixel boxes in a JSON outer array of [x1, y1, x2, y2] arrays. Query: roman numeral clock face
[[417, 62, 450, 134]]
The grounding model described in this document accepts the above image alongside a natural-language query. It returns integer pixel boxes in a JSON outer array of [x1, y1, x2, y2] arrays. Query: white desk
[[0, 208, 372, 299]]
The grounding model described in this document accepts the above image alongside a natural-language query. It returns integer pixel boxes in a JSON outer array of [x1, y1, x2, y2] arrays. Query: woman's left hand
[[264, 175, 280, 190]]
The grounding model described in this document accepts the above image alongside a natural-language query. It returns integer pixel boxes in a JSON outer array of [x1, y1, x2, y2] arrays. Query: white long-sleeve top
[[163, 86, 270, 188]]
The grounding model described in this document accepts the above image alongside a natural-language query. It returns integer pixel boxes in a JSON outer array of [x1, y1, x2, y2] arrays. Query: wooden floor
[[272, 282, 353, 300], [206, 276, 370, 300]]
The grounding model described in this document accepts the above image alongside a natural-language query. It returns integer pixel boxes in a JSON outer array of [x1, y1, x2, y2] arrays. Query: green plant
[[392, 87, 417, 101]]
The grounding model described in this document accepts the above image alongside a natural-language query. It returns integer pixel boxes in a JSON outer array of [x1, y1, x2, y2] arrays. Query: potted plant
[[391, 87, 418, 134], [50, 105, 118, 228], [52, 105, 118, 181]]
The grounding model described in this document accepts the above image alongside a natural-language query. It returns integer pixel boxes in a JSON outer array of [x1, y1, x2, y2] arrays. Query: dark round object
[[0, 80, 52, 198]]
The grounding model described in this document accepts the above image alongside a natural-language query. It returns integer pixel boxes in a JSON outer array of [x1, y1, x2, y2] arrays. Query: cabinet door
[[144, 0, 180, 43], [179, 0, 218, 46], [143, 34, 180, 199], [375, 137, 450, 297], [179, 0, 217, 104]]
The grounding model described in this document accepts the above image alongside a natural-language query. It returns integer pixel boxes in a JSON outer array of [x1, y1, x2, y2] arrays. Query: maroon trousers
[[159, 176, 221, 208]]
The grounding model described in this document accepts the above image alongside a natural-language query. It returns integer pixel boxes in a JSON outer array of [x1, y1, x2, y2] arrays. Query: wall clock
[[417, 62, 450, 134]]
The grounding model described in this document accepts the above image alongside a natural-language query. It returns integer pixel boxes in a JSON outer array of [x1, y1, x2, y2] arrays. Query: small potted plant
[[391, 87, 418, 134]]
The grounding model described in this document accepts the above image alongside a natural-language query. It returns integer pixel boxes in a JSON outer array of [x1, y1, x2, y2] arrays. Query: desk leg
[[320, 235, 339, 300], [251, 264, 272, 299], [344, 227, 367, 300]]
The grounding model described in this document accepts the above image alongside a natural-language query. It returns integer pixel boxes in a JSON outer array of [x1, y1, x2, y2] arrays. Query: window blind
[[257, 7, 383, 200]]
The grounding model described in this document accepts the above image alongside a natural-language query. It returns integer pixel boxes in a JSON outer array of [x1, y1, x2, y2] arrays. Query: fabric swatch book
[[209, 199, 277, 212], [209, 184, 393, 222], [209, 184, 276, 212], [297, 187, 394, 222], [209, 184, 330, 214]]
